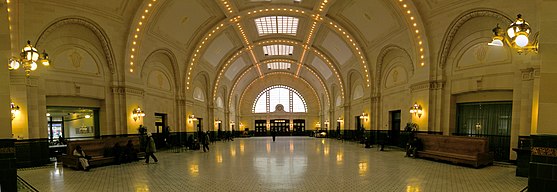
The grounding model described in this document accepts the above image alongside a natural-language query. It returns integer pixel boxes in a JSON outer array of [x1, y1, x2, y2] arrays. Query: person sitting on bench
[[73, 145, 91, 171]]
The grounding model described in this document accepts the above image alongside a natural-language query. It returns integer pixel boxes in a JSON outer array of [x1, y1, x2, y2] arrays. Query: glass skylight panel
[[255, 16, 299, 36], [267, 62, 291, 70], [263, 45, 293, 56]]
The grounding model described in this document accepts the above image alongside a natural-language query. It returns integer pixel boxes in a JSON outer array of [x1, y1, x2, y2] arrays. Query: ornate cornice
[[410, 80, 444, 93], [521, 67, 540, 81], [111, 86, 144, 97]]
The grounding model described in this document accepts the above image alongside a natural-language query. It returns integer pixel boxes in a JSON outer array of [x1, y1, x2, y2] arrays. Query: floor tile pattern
[[18, 137, 527, 192]]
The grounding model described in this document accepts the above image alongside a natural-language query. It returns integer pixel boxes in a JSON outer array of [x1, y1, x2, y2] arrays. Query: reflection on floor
[[18, 137, 527, 192]]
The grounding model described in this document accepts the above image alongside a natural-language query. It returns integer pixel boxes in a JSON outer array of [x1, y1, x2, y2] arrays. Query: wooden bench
[[415, 134, 493, 168], [59, 136, 144, 169]]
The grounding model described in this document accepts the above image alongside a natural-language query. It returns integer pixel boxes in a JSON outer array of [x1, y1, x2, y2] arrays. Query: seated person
[[124, 140, 137, 162], [58, 135, 66, 145], [112, 143, 122, 164], [73, 145, 91, 171], [406, 137, 421, 157]]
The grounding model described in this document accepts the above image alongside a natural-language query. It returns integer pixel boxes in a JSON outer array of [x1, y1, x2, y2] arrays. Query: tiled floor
[[18, 137, 527, 192]]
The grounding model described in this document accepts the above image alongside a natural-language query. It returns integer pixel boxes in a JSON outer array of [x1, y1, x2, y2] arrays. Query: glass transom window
[[267, 62, 291, 70], [255, 16, 299, 36], [252, 85, 307, 113], [263, 45, 293, 56]]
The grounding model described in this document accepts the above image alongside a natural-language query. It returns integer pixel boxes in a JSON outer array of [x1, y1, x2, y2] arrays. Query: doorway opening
[[389, 110, 401, 146]]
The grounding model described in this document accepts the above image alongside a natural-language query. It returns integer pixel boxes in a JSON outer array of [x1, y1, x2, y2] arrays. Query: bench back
[[416, 134, 490, 155], [66, 136, 141, 157]]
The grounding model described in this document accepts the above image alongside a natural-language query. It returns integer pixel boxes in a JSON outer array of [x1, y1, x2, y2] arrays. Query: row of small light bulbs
[[398, 0, 425, 67], [312, 49, 345, 99], [128, 0, 158, 73], [189, 6, 310, 91], [325, 20, 370, 88], [213, 49, 245, 100], [233, 15, 263, 77], [298, 0, 328, 77], [229, 67, 254, 109], [302, 65, 330, 106], [234, 38, 345, 100]]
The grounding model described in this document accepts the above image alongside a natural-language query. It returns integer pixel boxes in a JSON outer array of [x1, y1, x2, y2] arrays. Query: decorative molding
[[111, 86, 144, 97], [36, 17, 117, 75], [376, 44, 414, 94], [438, 9, 512, 70], [532, 147, 557, 157], [410, 80, 444, 93], [521, 67, 540, 81]]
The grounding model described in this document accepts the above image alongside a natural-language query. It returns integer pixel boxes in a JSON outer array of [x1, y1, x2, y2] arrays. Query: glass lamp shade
[[8, 58, 20, 70], [488, 36, 504, 46], [515, 34, 529, 47], [30, 62, 38, 71]]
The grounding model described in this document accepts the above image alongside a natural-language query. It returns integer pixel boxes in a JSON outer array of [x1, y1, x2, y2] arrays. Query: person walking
[[202, 131, 210, 152], [271, 129, 277, 142], [145, 132, 158, 164]]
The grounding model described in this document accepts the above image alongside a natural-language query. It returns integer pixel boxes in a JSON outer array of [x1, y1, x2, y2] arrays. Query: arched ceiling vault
[[124, 0, 430, 103], [212, 38, 344, 101]]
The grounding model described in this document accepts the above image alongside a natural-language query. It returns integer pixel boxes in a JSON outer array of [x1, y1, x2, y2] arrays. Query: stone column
[[536, 0, 557, 135]]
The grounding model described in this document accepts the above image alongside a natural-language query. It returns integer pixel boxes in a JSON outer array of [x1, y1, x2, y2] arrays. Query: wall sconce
[[337, 117, 343, 123], [359, 113, 368, 121], [8, 40, 51, 76], [215, 119, 222, 124], [489, 14, 538, 54], [10, 101, 20, 120], [230, 121, 235, 126], [409, 103, 423, 118], [188, 115, 198, 123], [84, 114, 91, 118], [131, 106, 145, 122], [316, 122, 321, 127], [475, 122, 482, 130]]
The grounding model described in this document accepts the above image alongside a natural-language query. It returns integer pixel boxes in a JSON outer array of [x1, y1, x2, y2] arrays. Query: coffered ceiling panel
[[339, 0, 401, 45], [225, 56, 249, 80], [203, 32, 235, 67], [310, 56, 332, 80], [320, 30, 353, 66], [151, 0, 214, 49]]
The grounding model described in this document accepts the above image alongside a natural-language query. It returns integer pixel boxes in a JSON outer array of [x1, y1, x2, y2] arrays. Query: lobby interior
[[1, 0, 557, 191]]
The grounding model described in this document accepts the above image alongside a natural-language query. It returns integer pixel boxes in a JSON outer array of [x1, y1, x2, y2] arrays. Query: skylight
[[267, 62, 291, 70], [263, 45, 293, 56], [255, 16, 299, 36]]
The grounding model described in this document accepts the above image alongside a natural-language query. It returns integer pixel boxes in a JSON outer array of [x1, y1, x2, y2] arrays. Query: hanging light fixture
[[8, 40, 51, 76], [132, 106, 145, 122], [488, 14, 538, 54]]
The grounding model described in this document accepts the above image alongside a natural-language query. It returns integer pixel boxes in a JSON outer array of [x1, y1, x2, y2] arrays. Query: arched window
[[252, 85, 307, 113]]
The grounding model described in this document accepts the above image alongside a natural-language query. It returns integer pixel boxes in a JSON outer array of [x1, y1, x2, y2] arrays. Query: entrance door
[[293, 119, 305, 136], [355, 116, 363, 141], [154, 113, 167, 134], [389, 110, 401, 146], [255, 120, 266, 136]]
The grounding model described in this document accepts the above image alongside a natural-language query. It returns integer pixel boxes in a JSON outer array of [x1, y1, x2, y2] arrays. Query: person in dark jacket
[[145, 132, 158, 164], [202, 131, 210, 152]]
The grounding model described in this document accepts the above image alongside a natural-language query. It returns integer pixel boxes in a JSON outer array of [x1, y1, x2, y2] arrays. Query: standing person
[[73, 145, 90, 171], [271, 129, 277, 142], [202, 131, 210, 152], [145, 132, 158, 164]]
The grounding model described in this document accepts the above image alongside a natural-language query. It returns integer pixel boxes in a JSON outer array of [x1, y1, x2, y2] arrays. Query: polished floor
[[18, 137, 527, 192]]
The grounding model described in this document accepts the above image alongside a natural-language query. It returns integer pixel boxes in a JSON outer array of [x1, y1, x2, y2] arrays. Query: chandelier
[[8, 40, 50, 76], [488, 14, 538, 54]]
